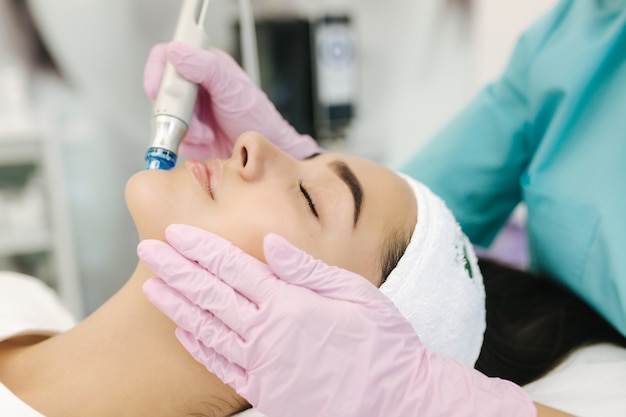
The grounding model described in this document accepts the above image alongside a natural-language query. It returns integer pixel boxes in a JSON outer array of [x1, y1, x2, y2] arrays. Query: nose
[[232, 131, 289, 181]]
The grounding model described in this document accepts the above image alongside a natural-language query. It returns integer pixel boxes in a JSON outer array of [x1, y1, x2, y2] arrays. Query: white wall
[[345, 0, 477, 167], [473, 0, 558, 86]]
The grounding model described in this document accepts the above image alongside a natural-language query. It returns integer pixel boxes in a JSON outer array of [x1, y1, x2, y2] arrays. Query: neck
[[0, 262, 247, 417]]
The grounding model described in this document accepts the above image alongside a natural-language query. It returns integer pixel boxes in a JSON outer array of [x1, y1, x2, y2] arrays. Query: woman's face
[[126, 132, 416, 286]]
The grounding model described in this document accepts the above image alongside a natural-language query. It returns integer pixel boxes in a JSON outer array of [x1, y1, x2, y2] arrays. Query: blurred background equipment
[[312, 14, 357, 139], [235, 17, 316, 138], [234, 12, 358, 142]]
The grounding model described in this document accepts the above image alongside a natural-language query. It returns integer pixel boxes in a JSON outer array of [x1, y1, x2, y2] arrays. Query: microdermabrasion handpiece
[[145, 0, 211, 170]]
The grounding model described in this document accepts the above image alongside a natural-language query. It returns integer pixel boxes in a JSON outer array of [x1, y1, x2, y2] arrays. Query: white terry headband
[[380, 174, 486, 366]]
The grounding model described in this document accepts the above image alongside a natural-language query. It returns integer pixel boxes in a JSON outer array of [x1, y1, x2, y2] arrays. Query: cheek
[[209, 208, 312, 263], [313, 235, 381, 287], [210, 190, 322, 264]]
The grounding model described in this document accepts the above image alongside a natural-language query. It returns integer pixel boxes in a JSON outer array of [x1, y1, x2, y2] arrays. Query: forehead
[[312, 152, 417, 280]]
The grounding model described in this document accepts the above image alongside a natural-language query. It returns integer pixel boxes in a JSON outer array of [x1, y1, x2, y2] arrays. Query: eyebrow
[[328, 160, 363, 227]]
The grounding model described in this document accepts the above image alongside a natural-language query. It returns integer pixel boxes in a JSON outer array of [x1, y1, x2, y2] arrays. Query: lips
[[186, 159, 217, 199]]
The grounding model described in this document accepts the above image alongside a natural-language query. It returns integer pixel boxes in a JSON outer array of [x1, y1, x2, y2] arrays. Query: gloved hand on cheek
[[138, 224, 536, 417]]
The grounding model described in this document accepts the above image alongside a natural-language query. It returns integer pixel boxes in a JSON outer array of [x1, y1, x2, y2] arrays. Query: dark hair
[[475, 258, 626, 386], [380, 225, 413, 285]]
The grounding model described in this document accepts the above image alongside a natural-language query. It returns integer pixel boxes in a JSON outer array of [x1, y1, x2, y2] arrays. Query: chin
[[125, 169, 174, 241]]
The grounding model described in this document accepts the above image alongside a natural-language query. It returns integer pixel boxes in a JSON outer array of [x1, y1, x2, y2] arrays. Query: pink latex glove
[[139, 224, 536, 417], [143, 41, 321, 160]]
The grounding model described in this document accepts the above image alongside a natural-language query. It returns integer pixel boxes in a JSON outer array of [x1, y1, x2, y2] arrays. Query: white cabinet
[[0, 119, 83, 318]]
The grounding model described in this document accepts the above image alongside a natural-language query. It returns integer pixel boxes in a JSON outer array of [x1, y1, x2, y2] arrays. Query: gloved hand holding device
[[143, 41, 320, 160], [139, 224, 537, 417]]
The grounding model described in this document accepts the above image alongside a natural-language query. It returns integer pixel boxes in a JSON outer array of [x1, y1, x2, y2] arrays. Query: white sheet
[[0, 271, 77, 416], [524, 343, 626, 417]]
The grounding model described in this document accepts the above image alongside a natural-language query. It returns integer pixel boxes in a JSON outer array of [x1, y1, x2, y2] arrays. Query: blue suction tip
[[145, 147, 177, 170]]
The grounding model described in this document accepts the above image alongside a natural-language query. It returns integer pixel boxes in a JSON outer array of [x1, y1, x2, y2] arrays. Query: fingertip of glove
[[142, 278, 165, 302], [165, 225, 235, 259], [165, 223, 205, 240], [136, 238, 165, 258], [263, 233, 292, 258], [174, 328, 198, 355], [164, 223, 192, 239], [164, 224, 207, 248], [263, 233, 312, 275]]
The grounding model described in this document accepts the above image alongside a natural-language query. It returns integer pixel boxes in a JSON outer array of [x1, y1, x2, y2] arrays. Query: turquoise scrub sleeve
[[399, 3, 565, 247], [399, 79, 531, 247], [400, 0, 626, 335]]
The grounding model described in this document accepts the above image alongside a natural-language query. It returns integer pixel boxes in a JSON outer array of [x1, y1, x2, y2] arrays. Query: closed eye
[[299, 181, 319, 218]]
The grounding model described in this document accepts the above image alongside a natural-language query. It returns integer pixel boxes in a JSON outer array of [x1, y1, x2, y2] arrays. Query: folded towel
[[380, 174, 486, 367]]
